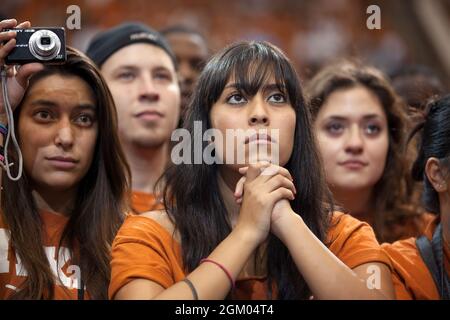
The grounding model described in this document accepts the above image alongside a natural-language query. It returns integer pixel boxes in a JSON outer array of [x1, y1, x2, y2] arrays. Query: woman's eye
[[34, 111, 53, 122], [227, 94, 247, 105], [365, 123, 381, 135], [268, 93, 286, 104], [326, 122, 344, 135], [75, 114, 95, 127]]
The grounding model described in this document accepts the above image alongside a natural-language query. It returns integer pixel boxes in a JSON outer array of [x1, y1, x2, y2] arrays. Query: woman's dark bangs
[[230, 54, 288, 97], [210, 45, 291, 105]]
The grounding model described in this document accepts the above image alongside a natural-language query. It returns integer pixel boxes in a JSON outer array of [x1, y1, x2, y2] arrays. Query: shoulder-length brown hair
[[1, 47, 131, 299], [305, 60, 417, 242]]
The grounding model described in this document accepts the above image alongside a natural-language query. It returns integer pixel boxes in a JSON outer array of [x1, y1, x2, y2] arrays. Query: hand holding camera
[[3, 26, 66, 65], [0, 19, 45, 115], [0, 18, 66, 180]]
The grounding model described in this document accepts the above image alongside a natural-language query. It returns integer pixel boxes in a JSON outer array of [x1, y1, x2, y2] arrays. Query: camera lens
[[29, 30, 61, 61], [40, 36, 51, 46]]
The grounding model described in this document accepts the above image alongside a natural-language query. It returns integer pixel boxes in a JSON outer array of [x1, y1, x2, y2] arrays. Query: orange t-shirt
[[131, 191, 164, 214], [382, 216, 450, 300], [0, 210, 87, 299], [109, 211, 391, 299]]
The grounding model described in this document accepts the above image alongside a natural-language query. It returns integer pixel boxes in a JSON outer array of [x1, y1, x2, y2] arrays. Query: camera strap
[[0, 65, 24, 180]]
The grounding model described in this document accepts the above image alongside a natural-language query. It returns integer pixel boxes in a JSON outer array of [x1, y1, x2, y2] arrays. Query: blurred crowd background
[[1, 0, 449, 85]]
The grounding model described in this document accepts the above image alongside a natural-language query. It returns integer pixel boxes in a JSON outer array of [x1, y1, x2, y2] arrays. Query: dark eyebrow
[[73, 104, 97, 112], [362, 114, 383, 120], [30, 99, 58, 108], [117, 65, 171, 71], [224, 83, 284, 90], [30, 99, 96, 111], [326, 114, 383, 121]]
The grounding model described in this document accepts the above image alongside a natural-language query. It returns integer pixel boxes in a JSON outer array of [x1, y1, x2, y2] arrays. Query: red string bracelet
[[200, 258, 235, 290]]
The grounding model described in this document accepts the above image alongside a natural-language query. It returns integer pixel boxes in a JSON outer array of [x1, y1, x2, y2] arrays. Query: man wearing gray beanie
[[86, 22, 181, 213]]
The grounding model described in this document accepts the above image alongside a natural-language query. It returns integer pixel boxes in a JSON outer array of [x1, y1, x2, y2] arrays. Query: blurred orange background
[[2, 0, 449, 85]]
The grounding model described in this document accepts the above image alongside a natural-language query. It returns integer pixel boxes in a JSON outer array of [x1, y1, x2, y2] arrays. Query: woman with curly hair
[[306, 61, 432, 243]]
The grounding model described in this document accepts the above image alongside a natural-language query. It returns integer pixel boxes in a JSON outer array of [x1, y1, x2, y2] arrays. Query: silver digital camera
[[4, 27, 66, 65]]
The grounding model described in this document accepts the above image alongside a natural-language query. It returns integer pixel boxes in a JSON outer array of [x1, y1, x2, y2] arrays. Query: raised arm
[[0, 19, 44, 201]]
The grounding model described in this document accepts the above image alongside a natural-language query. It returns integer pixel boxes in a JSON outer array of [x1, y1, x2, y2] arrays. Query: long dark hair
[[161, 41, 333, 299], [410, 94, 450, 214], [1, 47, 131, 299], [305, 60, 414, 242]]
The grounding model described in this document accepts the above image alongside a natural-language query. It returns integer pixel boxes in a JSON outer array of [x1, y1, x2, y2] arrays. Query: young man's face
[[101, 43, 181, 149]]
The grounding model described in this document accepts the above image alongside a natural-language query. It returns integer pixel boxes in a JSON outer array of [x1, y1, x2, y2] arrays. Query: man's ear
[[425, 157, 448, 192]]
